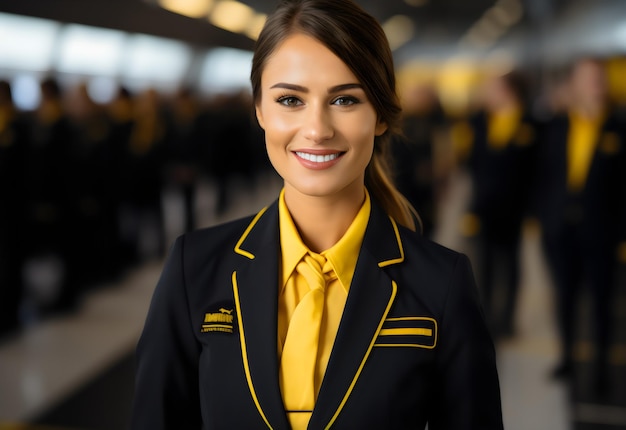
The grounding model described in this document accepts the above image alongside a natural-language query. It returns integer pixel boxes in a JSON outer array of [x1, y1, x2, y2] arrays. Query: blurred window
[[55, 24, 126, 76], [122, 34, 192, 87], [199, 47, 253, 94], [12, 74, 42, 111], [0, 13, 59, 72]]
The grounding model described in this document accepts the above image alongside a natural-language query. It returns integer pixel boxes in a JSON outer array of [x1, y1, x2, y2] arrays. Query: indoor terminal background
[[1, 0, 626, 429]]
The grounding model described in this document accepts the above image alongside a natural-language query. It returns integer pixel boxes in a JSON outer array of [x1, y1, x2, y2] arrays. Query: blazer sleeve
[[131, 236, 202, 429], [429, 254, 504, 430]]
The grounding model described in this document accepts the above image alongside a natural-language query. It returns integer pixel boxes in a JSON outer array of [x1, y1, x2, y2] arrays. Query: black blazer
[[535, 113, 626, 246], [131, 199, 503, 429], [466, 111, 538, 237]]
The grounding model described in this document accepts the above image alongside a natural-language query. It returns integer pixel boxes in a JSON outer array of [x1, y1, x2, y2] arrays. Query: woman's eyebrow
[[270, 83, 308, 92], [269, 82, 363, 93], [328, 83, 363, 93]]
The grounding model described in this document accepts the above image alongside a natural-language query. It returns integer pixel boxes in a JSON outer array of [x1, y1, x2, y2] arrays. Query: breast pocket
[[374, 317, 437, 349]]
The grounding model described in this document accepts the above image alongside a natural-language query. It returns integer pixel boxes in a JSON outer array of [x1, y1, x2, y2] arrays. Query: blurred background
[[0, 0, 625, 428]]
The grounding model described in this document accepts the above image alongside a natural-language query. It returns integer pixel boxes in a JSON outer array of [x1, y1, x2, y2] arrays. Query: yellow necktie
[[280, 253, 334, 430]]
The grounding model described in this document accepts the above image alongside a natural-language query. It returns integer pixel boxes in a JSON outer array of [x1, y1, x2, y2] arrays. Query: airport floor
[[1, 171, 625, 430]]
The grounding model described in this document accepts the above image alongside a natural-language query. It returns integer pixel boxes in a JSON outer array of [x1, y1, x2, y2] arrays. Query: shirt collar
[[279, 188, 371, 294]]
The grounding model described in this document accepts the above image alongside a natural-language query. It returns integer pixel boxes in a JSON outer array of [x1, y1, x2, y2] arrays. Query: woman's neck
[[284, 184, 365, 253]]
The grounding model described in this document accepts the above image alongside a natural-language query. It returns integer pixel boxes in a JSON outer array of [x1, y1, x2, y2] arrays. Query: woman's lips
[[293, 150, 345, 170]]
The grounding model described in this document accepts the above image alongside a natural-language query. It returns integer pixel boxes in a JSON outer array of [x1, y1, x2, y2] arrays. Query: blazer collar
[[236, 199, 405, 267], [233, 199, 403, 430]]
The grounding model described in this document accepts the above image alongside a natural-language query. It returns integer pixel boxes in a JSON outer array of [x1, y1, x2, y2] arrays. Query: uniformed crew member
[[131, 1, 504, 428], [536, 57, 626, 388], [456, 71, 538, 337]]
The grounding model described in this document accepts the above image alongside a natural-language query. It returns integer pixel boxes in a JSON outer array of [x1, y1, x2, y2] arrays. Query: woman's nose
[[303, 105, 334, 143]]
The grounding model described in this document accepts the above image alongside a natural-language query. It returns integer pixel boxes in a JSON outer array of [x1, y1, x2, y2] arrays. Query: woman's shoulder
[[396, 224, 470, 277], [176, 213, 259, 257]]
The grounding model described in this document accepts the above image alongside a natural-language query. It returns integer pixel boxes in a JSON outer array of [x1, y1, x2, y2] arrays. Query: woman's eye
[[277, 96, 302, 107], [332, 96, 359, 106]]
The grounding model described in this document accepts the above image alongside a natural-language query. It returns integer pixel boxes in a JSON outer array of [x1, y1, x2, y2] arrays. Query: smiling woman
[[131, 1, 504, 429]]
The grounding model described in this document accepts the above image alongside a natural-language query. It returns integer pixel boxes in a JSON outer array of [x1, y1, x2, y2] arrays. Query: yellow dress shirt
[[567, 111, 603, 192], [487, 108, 522, 150], [278, 188, 371, 397]]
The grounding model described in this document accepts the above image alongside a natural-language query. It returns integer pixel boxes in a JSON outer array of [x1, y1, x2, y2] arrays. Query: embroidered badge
[[201, 307, 235, 333]]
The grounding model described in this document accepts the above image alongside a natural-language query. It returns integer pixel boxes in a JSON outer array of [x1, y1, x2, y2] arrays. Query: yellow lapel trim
[[234, 206, 269, 260], [323, 280, 398, 430], [378, 216, 404, 268], [232, 271, 274, 430]]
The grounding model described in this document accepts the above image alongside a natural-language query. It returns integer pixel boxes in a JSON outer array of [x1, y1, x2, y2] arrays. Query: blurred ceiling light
[[245, 13, 267, 40], [158, 0, 214, 18], [383, 15, 415, 51], [209, 0, 255, 34], [404, 0, 428, 6]]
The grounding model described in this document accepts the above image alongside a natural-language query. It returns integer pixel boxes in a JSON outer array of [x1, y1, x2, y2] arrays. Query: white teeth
[[296, 152, 340, 163]]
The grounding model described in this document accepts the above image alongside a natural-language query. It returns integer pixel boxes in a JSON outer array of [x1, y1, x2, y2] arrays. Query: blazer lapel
[[309, 202, 403, 429], [232, 203, 290, 430]]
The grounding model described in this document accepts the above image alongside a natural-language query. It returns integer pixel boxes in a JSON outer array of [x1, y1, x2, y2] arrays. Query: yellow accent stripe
[[201, 324, 233, 329], [385, 316, 434, 322], [234, 206, 269, 260], [378, 217, 404, 267], [379, 328, 432, 337], [373, 343, 437, 349], [232, 271, 274, 429], [324, 281, 397, 430]]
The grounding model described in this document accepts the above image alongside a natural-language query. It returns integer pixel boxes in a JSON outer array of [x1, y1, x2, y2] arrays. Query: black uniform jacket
[[131, 198, 503, 430], [535, 113, 626, 246]]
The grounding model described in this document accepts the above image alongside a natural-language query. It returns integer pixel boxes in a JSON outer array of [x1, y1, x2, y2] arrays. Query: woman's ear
[[255, 105, 265, 130], [375, 120, 388, 136]]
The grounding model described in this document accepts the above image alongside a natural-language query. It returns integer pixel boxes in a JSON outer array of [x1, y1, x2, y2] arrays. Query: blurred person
[[163, 87, 203, 233], [23, 78, 79, 314], [66, 82, 114, 286], [536, 57, 626, 391], [457, 71, 538, 338], [114, 88, 166, 265], [390, 83, 445, 238], [132, 0, 503, 428], [107, 86, 136, 274], [203, 92, 258, 215], [0, 80, 28, 337]]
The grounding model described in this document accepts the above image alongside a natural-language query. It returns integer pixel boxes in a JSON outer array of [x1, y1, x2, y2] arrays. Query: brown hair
[[251, 0, 419, 231]]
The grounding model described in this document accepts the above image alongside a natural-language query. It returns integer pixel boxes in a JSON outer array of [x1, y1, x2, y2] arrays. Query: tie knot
[[299, 253, 335, 292]]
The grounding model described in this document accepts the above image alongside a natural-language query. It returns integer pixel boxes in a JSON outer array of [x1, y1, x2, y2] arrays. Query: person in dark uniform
[[0, 80, 28, 337], [390, 84, 444, 238], [536, 57, 626, 389], [132, 1, 503, 428], [164, 87, 203, 233], [24, 78, 79, 314], [457, 71, 538, 337]]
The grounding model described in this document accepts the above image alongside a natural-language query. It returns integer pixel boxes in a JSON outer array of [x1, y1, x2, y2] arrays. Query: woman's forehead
[[261, 33, 360, 87]]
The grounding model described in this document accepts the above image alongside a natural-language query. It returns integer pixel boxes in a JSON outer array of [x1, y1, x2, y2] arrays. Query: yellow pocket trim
[[379, 328, 432, 336]]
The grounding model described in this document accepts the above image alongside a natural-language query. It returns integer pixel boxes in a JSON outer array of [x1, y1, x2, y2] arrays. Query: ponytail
[[366, 144, 421, 233]]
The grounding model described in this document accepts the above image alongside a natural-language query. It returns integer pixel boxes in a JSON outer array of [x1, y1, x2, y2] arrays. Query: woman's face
[[255, 33, 387, 201]]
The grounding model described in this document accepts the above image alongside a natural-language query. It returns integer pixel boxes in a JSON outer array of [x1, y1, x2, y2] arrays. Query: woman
[[131, 1, 503, 429]]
